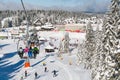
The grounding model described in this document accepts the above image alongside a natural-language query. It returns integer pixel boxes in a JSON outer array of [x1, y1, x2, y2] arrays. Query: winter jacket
[[19, 48, 23, 53], [33, 47, 39, 51], [33, 47, 39, 54], [24, 47, 29, 53]]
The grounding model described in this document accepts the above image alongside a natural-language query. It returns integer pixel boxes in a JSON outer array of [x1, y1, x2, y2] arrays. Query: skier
[[20, 76, 23, 80], [44, 67, 47, 72], [35, 72, 38, 79], [52, 70, 57, 77], [25, 70, 27, 77], [18, 47, 24, 58], [24, 47, 29, 53], [42, 62, 46, 66], [33, 46, 39, 58], [24, 47, 29, 58], [30, 43, 34, 49]]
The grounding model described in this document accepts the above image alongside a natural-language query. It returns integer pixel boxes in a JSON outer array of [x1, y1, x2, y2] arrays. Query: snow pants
[[28, 51, 33, 58]]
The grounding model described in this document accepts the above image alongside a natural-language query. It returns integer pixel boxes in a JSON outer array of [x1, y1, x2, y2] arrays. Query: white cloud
[[0, 0, 111, 12]]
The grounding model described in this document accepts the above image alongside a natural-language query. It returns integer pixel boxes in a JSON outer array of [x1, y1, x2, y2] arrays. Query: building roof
[[33, 18, 42, 25], [45, 45, 54, 49]]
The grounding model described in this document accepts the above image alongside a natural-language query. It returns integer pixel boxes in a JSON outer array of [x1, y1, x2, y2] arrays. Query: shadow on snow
[[31, 55, 49, 67], [0, 44, 9, 48], [0, 52, 25, 80]]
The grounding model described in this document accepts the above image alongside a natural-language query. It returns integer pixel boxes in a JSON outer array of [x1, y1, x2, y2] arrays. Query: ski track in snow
[[55, 60, 73, 80]]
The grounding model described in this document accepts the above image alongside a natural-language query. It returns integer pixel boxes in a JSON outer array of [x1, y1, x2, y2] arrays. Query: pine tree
[[58, 40, 63, 57], [64, 32, 70, 54], [84, 22, 96, 69], [77, 40, 82, 65], [98, 0, 120, 80], [92, 25, 103, 80], [4, 19, 9, 28], [77, 40, 86, 65]]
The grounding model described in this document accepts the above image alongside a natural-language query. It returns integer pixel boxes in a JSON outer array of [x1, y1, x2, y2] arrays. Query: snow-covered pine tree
[[98, 0, 120, 80], [77, 39, 87, 65], [84, 22, 96, 69], [92, 23, 104, 80], [64, 32, 70, 54], [77, 40, 84, 65], [58, 40, 63, 57], [91, 17, 108, 80], [77, 40, 82, 65]]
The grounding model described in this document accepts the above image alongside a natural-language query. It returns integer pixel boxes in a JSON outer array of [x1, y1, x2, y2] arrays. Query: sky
[[0, 0, 111, 12]]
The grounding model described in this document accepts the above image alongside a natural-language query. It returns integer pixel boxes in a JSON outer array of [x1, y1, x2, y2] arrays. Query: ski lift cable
[[21, 0, 28, 18], [21, 0, 29, 47]]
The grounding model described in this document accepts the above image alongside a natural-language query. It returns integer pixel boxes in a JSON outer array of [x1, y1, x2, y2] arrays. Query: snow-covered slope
[[0, 31, 91, 80]]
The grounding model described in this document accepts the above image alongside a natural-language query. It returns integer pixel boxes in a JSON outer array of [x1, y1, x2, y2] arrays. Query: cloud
[[76, 0, 110, 12], [0, 0, 111, 12], [0, 1, 21, 10]]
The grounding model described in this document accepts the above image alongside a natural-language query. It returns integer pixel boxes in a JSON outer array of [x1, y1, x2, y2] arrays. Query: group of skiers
[[44, 67, 58, 77], [20, 67, 58, 80], [18, 45, 39, 59]]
